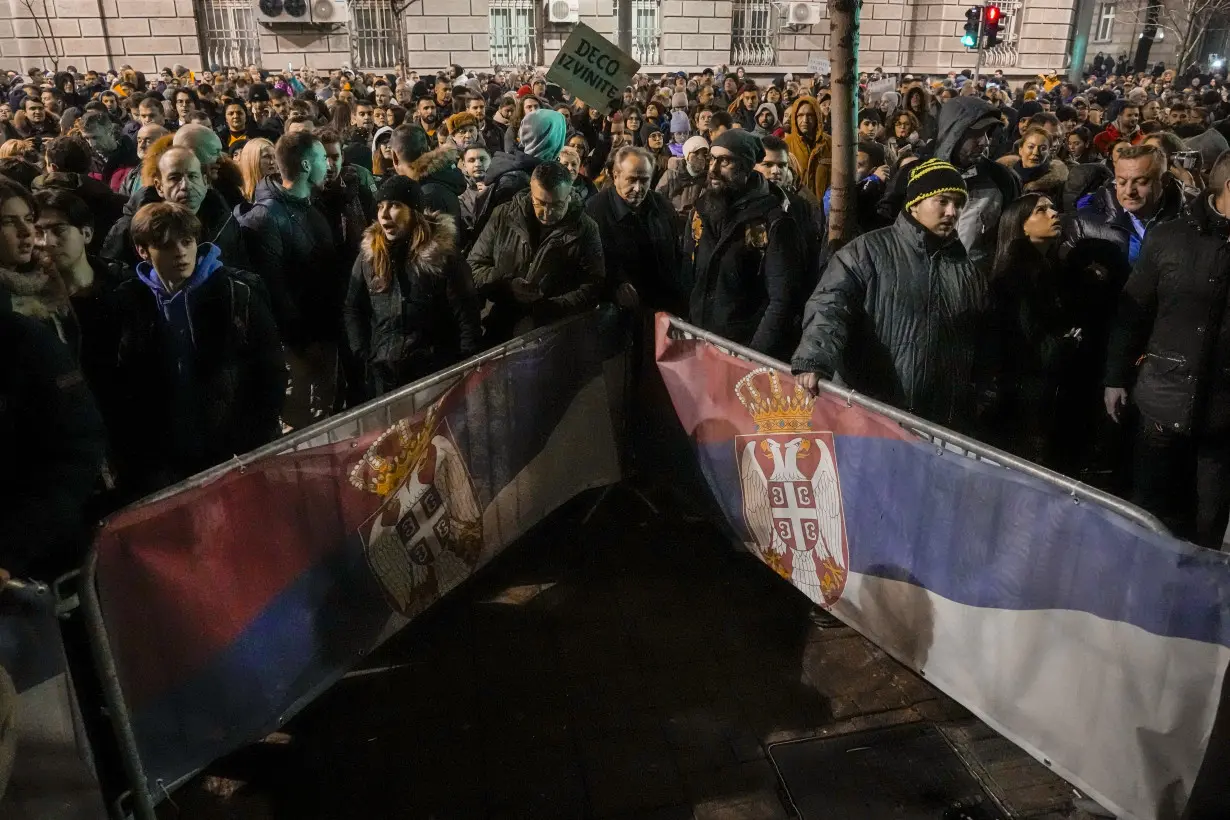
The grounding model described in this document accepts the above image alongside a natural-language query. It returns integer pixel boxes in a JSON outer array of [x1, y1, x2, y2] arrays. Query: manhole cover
[[767, 723, 1006, 819]]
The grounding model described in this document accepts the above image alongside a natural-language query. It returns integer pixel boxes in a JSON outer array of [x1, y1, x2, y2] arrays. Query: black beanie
[[712, 128, 765, 166], [904, 158, 968, 211], [376, 175, 424, 211]]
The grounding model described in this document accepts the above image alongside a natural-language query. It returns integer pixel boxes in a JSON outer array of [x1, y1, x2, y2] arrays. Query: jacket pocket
[[1134, 351, 1193, 431]]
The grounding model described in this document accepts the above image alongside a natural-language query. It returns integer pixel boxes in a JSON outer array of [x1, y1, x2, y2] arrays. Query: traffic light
[[962, 7, 980, 48], [983, 4, 1003, 48]]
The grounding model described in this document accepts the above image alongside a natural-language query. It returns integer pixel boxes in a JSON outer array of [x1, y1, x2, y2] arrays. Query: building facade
[[0, 0, 1077, 78]]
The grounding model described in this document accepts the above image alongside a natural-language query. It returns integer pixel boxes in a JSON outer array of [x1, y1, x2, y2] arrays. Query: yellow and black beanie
[[904, 158, 968, 210]]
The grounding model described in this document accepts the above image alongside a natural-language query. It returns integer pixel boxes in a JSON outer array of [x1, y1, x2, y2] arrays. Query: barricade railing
[[662, 315, 1169, 536], [79, 308, 626, 818]]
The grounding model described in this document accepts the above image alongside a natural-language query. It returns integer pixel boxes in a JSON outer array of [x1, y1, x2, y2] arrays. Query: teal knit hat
[[519, 109, 568, 160]]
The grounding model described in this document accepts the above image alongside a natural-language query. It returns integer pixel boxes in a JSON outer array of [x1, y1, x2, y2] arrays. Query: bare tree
[[17, 0, 62, 71], [1117, 0, 1230, 69]]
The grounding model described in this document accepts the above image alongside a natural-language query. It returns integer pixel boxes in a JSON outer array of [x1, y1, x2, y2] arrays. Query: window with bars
[[731, 0, 777, 67], [982, 0, 1023, 67], [1094, 2, 1115, 42], [350, 0, 403, 70], [197, 0, 261, 70], [613, 0, 662, 66], [490, 0, 538, 68]]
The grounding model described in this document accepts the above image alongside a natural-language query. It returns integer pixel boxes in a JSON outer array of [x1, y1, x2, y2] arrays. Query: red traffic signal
[[983, 5, 1000, 22]]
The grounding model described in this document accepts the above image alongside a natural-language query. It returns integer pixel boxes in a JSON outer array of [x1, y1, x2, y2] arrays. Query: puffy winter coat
[[343, 212, 482, 399], [1105, 195, 1230, 435], [791, 212, 990, 429], [684, 174, 806, 359], [470, 150, 542, 242], [467, 188, 605, 342], [654, 165, 705, 221], [997, 155, 1069, 208], [238, 177, 340, 349]]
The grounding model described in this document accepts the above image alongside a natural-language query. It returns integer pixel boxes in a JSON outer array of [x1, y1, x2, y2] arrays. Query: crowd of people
[[1, 54, 1229, 600]]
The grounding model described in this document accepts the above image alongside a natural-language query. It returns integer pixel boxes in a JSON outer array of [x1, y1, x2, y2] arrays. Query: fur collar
[[359, 208, 457, 277], [407, 144, 460, 182], [0, 256, 71, 320]]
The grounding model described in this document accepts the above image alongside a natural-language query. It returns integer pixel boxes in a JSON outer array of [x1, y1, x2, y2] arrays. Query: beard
[[696, 183, 736, 227]]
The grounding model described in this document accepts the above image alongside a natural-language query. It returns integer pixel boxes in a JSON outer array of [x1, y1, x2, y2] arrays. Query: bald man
[[102, 146, 249, 270], [117, 122, 168, 198], [173, 123, 244, 209]]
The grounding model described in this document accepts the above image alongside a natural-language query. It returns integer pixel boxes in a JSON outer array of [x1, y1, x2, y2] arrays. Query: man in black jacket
[[34, 135, 126, 256], [1104, 151, 1230, 548], [586, 145, 680, 314], [239, 130, 337, 428], [96, 202, 284, 500], [684, 129, 804, 359], [390, 124, 465, 231]]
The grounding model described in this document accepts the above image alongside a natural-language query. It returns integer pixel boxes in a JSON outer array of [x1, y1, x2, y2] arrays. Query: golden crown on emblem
[[348, 402, 441, 497], [734, 367, 816, 433]]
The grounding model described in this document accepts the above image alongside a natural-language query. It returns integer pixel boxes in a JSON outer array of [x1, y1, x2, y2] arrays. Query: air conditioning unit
[[255, 0, 311, 24], [784, 1, 822, 25], [548, 0, 579, 24], [310, 0, 349, 24]]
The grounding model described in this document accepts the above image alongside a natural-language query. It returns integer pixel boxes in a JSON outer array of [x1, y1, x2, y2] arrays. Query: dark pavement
[[167, 485, 1092, 820]]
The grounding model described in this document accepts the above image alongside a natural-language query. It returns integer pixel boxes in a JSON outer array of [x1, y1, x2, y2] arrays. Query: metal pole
[[1068, 0, 1097, 83], [618, 0, 633, 56], [973, 9, 985, 84]]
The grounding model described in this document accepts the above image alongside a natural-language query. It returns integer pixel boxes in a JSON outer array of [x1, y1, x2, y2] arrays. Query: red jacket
[[1091, 122, 1143, 156]]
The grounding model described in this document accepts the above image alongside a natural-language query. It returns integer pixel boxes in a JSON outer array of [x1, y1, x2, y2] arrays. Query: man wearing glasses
[[683, 129, 805, 360]]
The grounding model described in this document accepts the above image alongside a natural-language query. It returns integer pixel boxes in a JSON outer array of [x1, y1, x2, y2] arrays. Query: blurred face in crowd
[[708, 146, 750, 193], [271, 95, 290, 119], [322, 139, 343, 184], [417, 97, 437, 126], [435, 81, 451, 107], [647, 131, 664, 150], [954, 125, 991, 169], [372, 107, 387, 127], [756, 108, 775, 130], [0, 195, 35, 268], [1022, 196, 1060, 242], [1066, 131, 1088, 159], [755, 148, 789, 185], [302, 141, 329, 190], [1019, 131, 1049, 168], [226, 103, 247, 133], [894, 115, 912, 139], [156, 150, 207, 213], [260, 142, 278, 179], [795, 102, 817, 137], [24, 99, 45, 123], [138, 99, 164, 126], [1142, 99, 1160, 121], [353, 103, 373, 129], [36, 208, 91, 272], [529, 177, 571, 226], [766, 87, 781, 105], [532, 80, 546, 97], [1169, 107, 1186, 125], [1117, 104, 1141, 133], [568, 135, 587, 154], [1114, 153, 1162, 215], [685, 145, 708, 176], [141, 235, 197, 284], [251, 99, 271, 122], [499, 99, 515, 120], [40, 89, 56, 111], [740, 89, 758, 111], [858, 118, 877, 139], [174, 90, 195, 121], [462, 146, 490, 181], [467, 97, 486, 121], [1111, 140, 1132, 162], [613, 153, 653, 208], [625, 112, 642, 132], [855, 150, 875, 180], [557, 149, 580, 181], [377, 200, 412, 243], [1087, 105, 1103, 125], [0, 103, 11, 122], [696, 109, 713, 133], [522, 97, 540, 116], [375, 86, 393, 107], [909, 191, 965, 239], [452, 125, 478, 149], [723, 77, 738, 98], [83, 121, 118, 155]]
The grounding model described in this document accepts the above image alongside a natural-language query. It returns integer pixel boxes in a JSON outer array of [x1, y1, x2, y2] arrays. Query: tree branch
[[18, 0, 62, 71]]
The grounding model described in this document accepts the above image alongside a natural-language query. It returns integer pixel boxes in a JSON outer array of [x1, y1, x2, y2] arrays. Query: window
[[614, 0, 662, 66], [197, 0, 261, 70], [350, 0, 403, 70], [983, 0, 1023, 67], [1095, 2, 1116, 42], [490, 0, 538, 68], [731, 0, 777, 67]]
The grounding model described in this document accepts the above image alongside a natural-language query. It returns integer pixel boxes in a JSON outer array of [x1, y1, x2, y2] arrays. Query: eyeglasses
[[710, 154, 740, 168]]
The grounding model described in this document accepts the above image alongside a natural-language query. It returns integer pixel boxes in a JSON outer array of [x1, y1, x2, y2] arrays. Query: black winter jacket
[[93, 261, 285, 500], [468, 188, 605, 342], [0, 308, 106, 580], [791, 212, 990, 429], [103, 185, 250, 271], [316, 166, 377, 277], [684, 174, 805, 359], [1105, 195, 1230, 435], [470, 150, 542, 242], [343, 213, 482, 399], [409, 144, 466, 235], [238, 178, 340, 349], [585, 186, 682, 312]]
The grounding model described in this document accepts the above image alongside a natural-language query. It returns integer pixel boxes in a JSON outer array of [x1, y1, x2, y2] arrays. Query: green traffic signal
[[961, 32, 977, 47]]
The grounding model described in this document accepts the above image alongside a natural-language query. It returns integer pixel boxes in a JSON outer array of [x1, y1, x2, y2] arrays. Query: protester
[[343, 176, 480, 398], [96, 202, 284, 498], [238, 131, 337, 428], [237, 136, 277, 202], [998, 125, 1069, 205], [684, 129, 803, 359], [116, 121, 168, 197], [655, 135, 708, 220], [1092, 100, 1144, 155], [468, 160, 603, 342], [389, 124, 465, 229], [78, 110, 137, 193], [782, 95, 832, 202], [793, 159, 988, 431], [32, 135, 126, 255], [316, 126, 376, 275]]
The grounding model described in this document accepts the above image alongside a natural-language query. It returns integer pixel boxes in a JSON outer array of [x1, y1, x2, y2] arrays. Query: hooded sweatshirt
[[752, 102, 779, 137], [783, 96, 833, 198]]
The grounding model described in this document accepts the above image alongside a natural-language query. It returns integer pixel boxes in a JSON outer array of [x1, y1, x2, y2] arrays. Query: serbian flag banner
[[655, 313, 1230, 820]]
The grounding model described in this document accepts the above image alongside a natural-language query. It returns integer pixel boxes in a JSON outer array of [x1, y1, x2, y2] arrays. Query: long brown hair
[[366, 208, 436, 293]]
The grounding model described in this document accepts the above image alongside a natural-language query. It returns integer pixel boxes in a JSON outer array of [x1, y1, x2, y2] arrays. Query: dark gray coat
[[791, 212, 990, 429]]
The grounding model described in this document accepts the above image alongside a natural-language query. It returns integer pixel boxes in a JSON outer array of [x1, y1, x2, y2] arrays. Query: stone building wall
[[0, 0, 1078, 78]]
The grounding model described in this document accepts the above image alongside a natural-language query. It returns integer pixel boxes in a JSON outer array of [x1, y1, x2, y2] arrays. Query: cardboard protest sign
[[807, 56, 831, 74], [545, 22, 640, 109]]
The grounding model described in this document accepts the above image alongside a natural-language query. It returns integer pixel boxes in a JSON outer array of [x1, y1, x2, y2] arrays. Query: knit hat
[[375, 175, 424, 210], [1017, 100, 1043, 119], [683, 135, 709, 157], [516, 84, 533, 98], [671, 90, 688, 109], [445, 111, 478, 135], [712, 128, 764, 166], [904, 158, 968, 211], [519, 108, 567, 160], [670, 110, 691, 134]]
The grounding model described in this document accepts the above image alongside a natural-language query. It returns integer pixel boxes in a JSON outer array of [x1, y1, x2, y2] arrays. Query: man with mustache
[[683, 129, 804, 359], [792, 159, 989, 432]]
